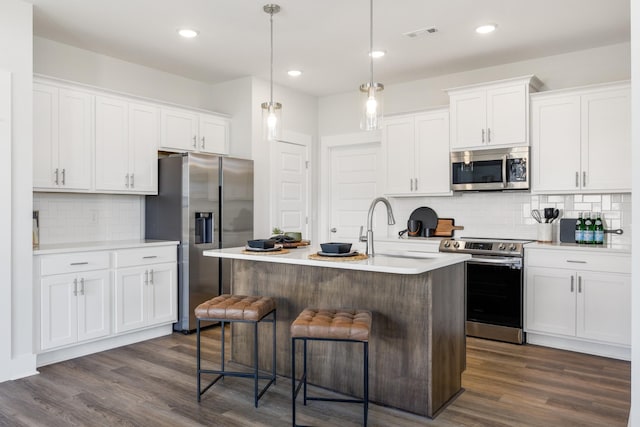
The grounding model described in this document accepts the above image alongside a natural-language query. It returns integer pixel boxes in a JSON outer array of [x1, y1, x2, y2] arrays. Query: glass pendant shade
[[360, 82, 384, 131], [261, 101, 282, 141]]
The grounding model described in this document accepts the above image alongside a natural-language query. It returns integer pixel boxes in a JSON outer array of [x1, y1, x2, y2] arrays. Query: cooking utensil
[[434, 218, 465, 237], [531, 210, 542, 223], [550, 209, 560, 223], [409, 207, 438, 237], [605, 229, 624, 235], [544, 207, 555, 223], [407, 219, 422, 237]]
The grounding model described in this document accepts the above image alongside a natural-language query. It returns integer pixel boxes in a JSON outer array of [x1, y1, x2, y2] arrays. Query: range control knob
[[443, 240, 451, 248], [510, 244, 517, 251], [498, 243, 506, 250], [453, 241, 460, 248]]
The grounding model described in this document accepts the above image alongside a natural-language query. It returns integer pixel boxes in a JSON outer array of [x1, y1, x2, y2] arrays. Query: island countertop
[[203, 245, 470, 275]]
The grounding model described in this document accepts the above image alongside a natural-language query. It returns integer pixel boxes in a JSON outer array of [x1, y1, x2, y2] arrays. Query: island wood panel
[[229, 259, 465, 418]]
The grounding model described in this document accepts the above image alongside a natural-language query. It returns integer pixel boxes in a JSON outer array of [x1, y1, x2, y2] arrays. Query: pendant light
[[359, 0, 384, 131], [261, 4, 282, 141]]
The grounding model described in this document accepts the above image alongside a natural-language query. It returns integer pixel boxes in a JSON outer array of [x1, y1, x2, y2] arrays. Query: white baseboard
[[526, 333, 631, 361]]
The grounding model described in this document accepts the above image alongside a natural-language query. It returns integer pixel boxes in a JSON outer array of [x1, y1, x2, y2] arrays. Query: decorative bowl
[[320, 242, 352, 254], [247, 239, 276, 249]]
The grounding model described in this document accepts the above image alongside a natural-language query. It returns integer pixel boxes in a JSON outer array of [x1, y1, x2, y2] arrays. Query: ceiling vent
[[403, 26, 438, 38]]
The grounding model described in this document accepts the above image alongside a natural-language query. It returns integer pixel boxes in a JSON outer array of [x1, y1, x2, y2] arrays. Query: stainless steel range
[[439, 237, 532, 344]]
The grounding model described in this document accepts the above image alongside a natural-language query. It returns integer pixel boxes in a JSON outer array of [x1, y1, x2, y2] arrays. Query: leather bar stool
[[291, 308, 372, 426], [195, 294, 276, 407]]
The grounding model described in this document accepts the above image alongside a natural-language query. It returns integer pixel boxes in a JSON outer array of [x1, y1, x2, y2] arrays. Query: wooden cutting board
[[281, 240, 311, 248], [434, 218, 464, 237]]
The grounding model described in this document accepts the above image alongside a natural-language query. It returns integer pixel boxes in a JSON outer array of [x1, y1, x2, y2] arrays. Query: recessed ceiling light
[[475, 24, 497, 34], [369, 50, 386, 58], [287, 70, 303, 77], [177, 28, 199, 38]]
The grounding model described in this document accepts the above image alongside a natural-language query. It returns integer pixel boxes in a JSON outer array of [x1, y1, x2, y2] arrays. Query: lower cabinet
[[35, 243, 177, 356], [525, 247, 631, 359]]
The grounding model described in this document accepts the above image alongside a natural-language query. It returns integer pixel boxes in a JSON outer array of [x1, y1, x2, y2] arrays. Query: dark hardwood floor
[[0, 327, 630, 426]]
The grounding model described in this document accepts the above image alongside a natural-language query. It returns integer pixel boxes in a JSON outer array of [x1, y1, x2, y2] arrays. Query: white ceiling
[[29, 0, 630, 97]]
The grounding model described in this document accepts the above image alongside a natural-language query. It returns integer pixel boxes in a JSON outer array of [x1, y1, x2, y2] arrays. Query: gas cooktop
[[438, 237, 534, 257]]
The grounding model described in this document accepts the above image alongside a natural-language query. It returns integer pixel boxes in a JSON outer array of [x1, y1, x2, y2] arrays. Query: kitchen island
[[203, 246, 470, 418]]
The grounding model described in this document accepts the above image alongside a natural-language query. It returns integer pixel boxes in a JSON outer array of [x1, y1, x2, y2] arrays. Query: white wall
[[0, 0, 36, 381], [319, 42, 631, 136]]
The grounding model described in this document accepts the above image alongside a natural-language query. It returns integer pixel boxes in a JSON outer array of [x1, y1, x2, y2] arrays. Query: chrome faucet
[[359, 197, 396, 256]]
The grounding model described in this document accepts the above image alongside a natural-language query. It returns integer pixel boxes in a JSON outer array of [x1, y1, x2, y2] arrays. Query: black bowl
[[247, 239, 276, 249], [320, 242, 352, 254]]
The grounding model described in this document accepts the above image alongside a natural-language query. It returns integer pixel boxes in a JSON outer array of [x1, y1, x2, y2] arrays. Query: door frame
[[319, 130, 382, 242], [270, 130, 312, 239]]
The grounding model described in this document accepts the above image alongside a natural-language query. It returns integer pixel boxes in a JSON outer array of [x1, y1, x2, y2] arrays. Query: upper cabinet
[[95, 95, 158, 194], [531, 82, 630, 193], [160, 107, 229, 155], [33, 82, 93, 191], [383, 109, 451, 196], [447, 76, 542, 151]]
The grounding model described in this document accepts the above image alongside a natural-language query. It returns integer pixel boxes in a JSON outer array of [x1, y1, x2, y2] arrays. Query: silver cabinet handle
[[566, 260, 587, 264], [130, 173, 134, 188], [414, 178, 418, 191], [575, 172, 579, 187], [570, 276, 574, 292], [192, 135, 197, 148], [54, 168, 59, 185], [61, 169, 66, 185], [144, 270, 149, 285], [487, 128, 491, 143], [201, 136, 205, 149], [73, 278, 78, 296], [330, 227, 337, 233], [70, 261, 89, 266], [125, 173, 129, 188], [80, 277, 85, 296], [578, 276, 582, 293], [583, 171, 587, 187], [142, 255, 158, 259], [410, 179, 414, 191], [481, 128, 485, 143], [149, 269, 154, 284]]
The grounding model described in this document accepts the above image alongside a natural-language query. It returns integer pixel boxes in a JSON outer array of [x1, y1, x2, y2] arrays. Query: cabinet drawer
[[114, 245, 177, 268], [40, 252, 110, 276], [525, 249, 630, 273]]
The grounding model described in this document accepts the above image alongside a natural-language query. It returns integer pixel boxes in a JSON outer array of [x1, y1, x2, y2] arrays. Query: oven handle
[[501, 155, 508, 188], [467, 256, 522, 269]]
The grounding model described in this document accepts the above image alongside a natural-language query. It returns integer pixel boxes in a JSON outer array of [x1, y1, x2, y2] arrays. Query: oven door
[[466, 256, 523, 329]]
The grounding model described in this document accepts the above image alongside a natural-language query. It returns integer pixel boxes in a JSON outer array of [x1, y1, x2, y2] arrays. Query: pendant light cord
[[369, 0, 374, 86], [270, 9, 274, 105]]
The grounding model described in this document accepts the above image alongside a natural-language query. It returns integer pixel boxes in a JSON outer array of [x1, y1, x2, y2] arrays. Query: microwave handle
[[501, 155, 508, 188]]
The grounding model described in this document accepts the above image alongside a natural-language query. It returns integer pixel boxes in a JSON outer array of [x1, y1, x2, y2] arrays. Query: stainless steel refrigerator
[[145, 153, 254, 332]]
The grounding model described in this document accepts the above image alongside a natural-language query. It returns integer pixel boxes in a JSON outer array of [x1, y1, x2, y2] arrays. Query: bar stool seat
[[291, 308, 372, 426], [195, 294, 276, 407]]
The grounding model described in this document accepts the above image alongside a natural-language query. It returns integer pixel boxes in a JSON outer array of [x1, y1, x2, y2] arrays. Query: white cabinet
[[33, 82, 93, 191], [38, 252, 111, 351], [114, 246, 177, 333], [160, 107, 229, 154], [525, 247, 631, 358], [383, 109, 451, 196], [447, 76, 541, 151], [95, 95, 158, 194], [531, 82, 630, 193]]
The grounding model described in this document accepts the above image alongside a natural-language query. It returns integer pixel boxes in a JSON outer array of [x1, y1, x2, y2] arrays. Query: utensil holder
[[537, 223, 553, 243]]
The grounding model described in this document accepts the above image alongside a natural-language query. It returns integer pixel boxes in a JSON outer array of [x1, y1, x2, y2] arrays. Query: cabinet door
[[414, 110, 451, 195], [531, 95, 581, 193], [33, 83, 59, 189], [95, 96, 129, 191], [41, 274, 77, 350], [581, 88, 631, 192], [146, 263, 177, 325], [486, 84, 527, 147], [199, 113, 228, 154], [76, 270, 111, 342], [577, 272, 630, 345], [525, 267, 576, 336], [114, 267, 147, 333], [128, 103, 159, 193], [449, 90, 485, 150], [383, 116, 415, 194], [160, 108, 198, 151], [58, 88, 92, 191]]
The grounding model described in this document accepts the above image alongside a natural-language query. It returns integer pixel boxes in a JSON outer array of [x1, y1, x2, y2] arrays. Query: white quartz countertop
[[525, 241, 631, 254], [33, 239, 179, 255], [203, 245, 470, 275]]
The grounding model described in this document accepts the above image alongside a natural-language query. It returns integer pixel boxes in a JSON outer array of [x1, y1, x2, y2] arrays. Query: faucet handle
[[358, 225, 367, 242]]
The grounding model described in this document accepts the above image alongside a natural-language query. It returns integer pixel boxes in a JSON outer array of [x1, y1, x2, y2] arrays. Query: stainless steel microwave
[[450, 146, 529, 191]]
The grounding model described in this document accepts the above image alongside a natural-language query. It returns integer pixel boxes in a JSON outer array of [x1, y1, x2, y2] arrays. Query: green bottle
[[594, 212, 604, 245], [583, 212, 594, 244], [575, 212, 584, 244]]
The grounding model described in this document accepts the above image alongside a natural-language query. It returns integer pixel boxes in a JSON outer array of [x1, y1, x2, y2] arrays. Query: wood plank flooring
[[0, 327, 630, 426]]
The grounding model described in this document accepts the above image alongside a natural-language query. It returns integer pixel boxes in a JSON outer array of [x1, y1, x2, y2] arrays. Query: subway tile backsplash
[[33, 193, 144, 245], [389, 192, 631, 245]]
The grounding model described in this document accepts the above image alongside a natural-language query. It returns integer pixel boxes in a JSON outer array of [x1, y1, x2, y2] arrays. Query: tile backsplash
[[33, 193, 144, 245], [389, 192, 631, 245]]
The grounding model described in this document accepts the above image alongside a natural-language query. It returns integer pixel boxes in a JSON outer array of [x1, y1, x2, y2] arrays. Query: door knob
[[330, 228, 337, 233]]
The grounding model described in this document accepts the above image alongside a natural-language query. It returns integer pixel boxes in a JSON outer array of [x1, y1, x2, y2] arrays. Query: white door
[[95, 95, 129, 191], [273, 141, 309, 237], [33, 83, 59, 189], [147, 263, 177, 325], [76, 270, 111, 342], [525, 267, 576, 336], [449, 90, 485, 150], [328, 143, 383, 243], [383, 116, 415, 195], [415, 110, 450, 195], [129, 102, 159, 193], [486, 84, 527, 146], [199, 113, 228, 154], [41, 274, 77, 350], [160, 108, 198, 151], [115, 267, 147, 333], [58, 88, 92, 190]]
